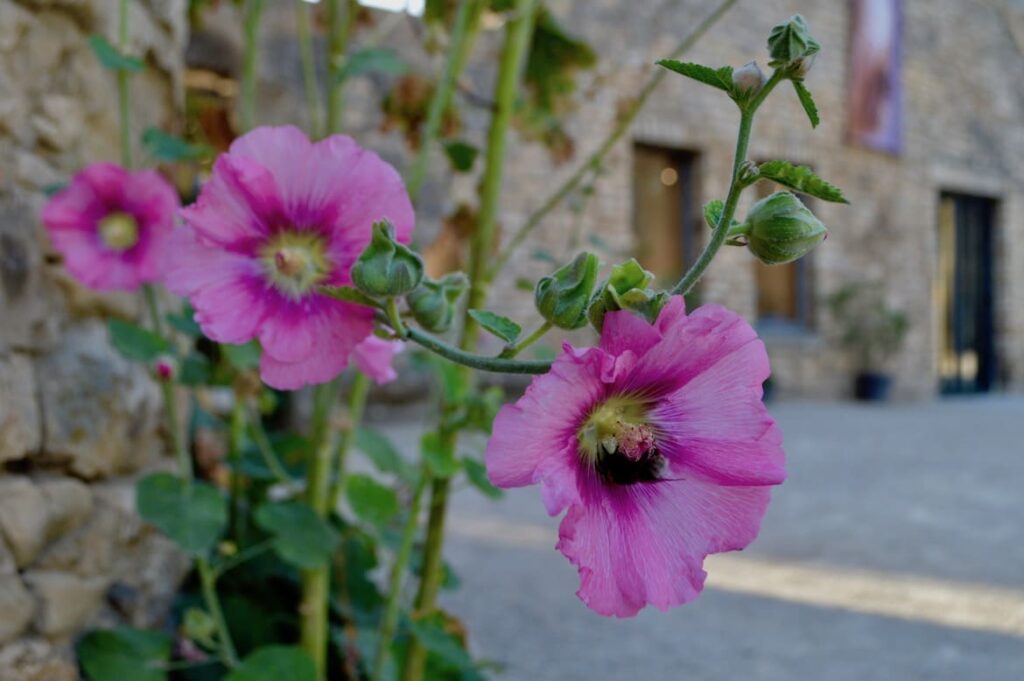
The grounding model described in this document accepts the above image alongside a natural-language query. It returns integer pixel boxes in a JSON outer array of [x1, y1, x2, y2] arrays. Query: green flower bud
[[351, 220, 424, 297], [767, 14, 821, 72], [406, 272, 468, 333], [535, 252, 600, 330], [742, 191, 827, 265], [587, 259, 668, 331], [732, 61, 766, 98]]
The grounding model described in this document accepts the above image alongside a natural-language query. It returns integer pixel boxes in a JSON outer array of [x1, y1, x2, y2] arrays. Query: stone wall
[[0, 1, 189, 678]]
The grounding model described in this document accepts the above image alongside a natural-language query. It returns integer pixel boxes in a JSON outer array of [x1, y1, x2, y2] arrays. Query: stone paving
[[375, 397, 1024, 681]]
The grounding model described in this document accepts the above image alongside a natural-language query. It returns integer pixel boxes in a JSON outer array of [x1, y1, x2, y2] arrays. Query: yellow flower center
[[98, 212, 140, 251], [577, 396, 662, 485], [261, 231, 330, 298]]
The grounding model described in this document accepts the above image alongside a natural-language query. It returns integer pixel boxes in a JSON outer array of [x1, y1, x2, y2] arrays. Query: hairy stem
[[300, 379, 342, 681], [405, 327, 552, 374], [325, 0, 355, 135], [248, 407, 295, 485], [403, 3, 539, 679], [328, 371, 371, 510], [295, 0, 323, 138], [197, 558, 239, 666], [372, 472, 428, 681], [499, 320, 552, 358], [405, 0, 483, 201], [227, 397, 246, 543], [240, 0, 265, 133], [670, 70, 783, 296], [117, 0, 132, 168], [489, 0, 738, 277]]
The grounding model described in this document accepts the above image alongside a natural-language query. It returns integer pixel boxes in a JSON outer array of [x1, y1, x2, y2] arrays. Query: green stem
[[489, 0, 738, 278], [300, 379, 342, 681], [328, 371, 371, 510], [670, 70, 784, 296], [248, 407, 295, 485], [499, 320, 551, 358], [117, 0, 132, 168], [295, 0, 323, 139], [240, 0, 265, 132], [142, 284, 164, 337], [227, 397, 246, 543], [405, 0, 483, 201], [371, 473, 428, 681], [386, 297, 406, 337], [403, 5, 538, 680], [325, 0, 355, 135], [405, 327, 551, 374], [212, 538, 275, 579], [197, 558, 239, 667]]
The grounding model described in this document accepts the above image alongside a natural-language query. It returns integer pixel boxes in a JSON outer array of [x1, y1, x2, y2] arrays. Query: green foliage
[[421, 431, 460, 479], [222, 341, 262, 371], [656, 60, 734, 95], [78, 627, 170, 681], [346, 474, 400, 526], [141, 128, 211, 162], [534, 252, 600, 330], [108, 319, 170, 362], [442, 140, 479, 172], [468, 310, 521, 343], [791, 80, 820, 128], [703, 199, 743, 231], [255, 502, 339, 569], [356, 428, 417, 483], [89, 34, 144, 72], [463, 458, 502, 499], [166, 304, 202, 337], [136, 473, 227, 555], [336, 47, 407, 83], [319, 285, 380, 308], [408, 612, 486, 680], [178, 352, 212, 386], [757, 160, 848, 204], [225, 646, 317, 681]]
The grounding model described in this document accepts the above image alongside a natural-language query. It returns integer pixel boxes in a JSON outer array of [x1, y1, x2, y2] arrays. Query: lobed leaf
[[757, 160, 849, 204], [108, 319, 170, 363], [136, 473, 227, 556], [791, 80, 820, 128], [356, 428, 417, 483], [702, 199, 743, 230], [78, 627, 171, 681], [462, 458, 502, 499], [254, 502, 339, 569], [88, 34, 144, 72], [225, 646, 316, 681], [346, 474, 400, 526], [467, 310, 521, 343]]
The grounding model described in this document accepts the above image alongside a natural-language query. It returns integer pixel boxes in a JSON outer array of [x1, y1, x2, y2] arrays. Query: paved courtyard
[[378, 397, 1024, 681]]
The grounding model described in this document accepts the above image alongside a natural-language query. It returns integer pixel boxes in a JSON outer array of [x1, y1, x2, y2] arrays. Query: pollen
[[98, 211, 140, 251], [261, 231, 331, 298]]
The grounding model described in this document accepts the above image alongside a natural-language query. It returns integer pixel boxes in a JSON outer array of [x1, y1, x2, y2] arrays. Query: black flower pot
[[854, 372, 892, 401]]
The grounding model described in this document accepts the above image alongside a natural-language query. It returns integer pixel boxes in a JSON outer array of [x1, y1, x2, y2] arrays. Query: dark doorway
[[632, 145, 701, 288], [937, 193, 997, 394]]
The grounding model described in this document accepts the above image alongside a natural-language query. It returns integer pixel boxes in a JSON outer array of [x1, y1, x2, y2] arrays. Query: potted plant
[[826, 283, 909, 401]]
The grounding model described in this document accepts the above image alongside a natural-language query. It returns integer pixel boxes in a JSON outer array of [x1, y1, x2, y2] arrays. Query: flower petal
[[351, 336, 404, 384], [557, 475, 772, 617]]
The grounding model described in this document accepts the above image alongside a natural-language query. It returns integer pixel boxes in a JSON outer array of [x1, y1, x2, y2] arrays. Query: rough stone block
[[22, 570, 109, 638], [0, 576, 34, 645], [0, 479, 48, 568], [0, 354, 40, 465]]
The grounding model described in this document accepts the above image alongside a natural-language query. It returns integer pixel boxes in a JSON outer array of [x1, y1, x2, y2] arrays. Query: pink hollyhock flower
[[41, 163, 179, 291], [167, 126, 414, 390], [351, 336, 404, 384], [485, 297, 785, 617]]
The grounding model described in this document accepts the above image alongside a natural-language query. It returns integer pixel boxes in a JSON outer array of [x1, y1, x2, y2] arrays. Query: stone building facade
[[214, 0, 1024, 400], [0, 1, 189, 678]]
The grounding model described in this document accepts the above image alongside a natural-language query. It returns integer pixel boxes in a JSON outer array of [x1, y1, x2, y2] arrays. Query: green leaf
[[166, 304, 202, 337], [136, 473, 227, 555], [225, 646, 316, 681], [442, 140, 479, 173], [78, 627, 171, 681], [408, 613, 476, 672], [656, 60, 734, 94], [141, 128, 211, 162], [319, 285, 380, 308], [178, 352, 211, 386], [791, 80, 820, 128], [356, 428, 416, 483], [345, 474, 400, 526], [462, 458, 502, 499], [88, 34, 144, 72], [336, 47, 406, 83], [222, 341, 261, 370], [757, 160, 849, 204], [702, 199, 743, 230], [108, 319, 170, 363], [254, 502, 339, 569], [467, 310, 521, 344], [421, 432, 459, 479]]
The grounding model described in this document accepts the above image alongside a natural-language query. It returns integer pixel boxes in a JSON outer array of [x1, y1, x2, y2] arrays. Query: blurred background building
[[187, 0, 1024, 400]]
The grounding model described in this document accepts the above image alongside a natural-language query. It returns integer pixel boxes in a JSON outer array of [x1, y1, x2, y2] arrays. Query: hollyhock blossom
[[485, 297, 785, 617], [351, 336, 404, 384], [41, 163, 179, 291], [167, 126, 414, 390]]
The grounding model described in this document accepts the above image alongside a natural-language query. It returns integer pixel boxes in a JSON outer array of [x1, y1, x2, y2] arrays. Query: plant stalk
[[116, 0, 132, 168], [328, 371, 371, 509], [240, 0, 265, 133], [295, 0, 323, 138], [325, 0, 356, 135], [489, 0, 738, 277]]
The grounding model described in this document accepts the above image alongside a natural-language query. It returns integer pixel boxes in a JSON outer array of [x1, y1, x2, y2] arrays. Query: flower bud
[[587, 259, 668, 331], [767, 14, 821, 71], [406, 272, 468, 333], [732, 61, 766, 98], [153, 356, 175, 382], [742, 191, 827, 265], [535, 252, 600, 330], [351, 220, 424, 297]]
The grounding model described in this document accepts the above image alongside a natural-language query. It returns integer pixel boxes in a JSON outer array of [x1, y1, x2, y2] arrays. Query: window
[[754, 177, 815, 329], [632, 145, 701, 288]]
